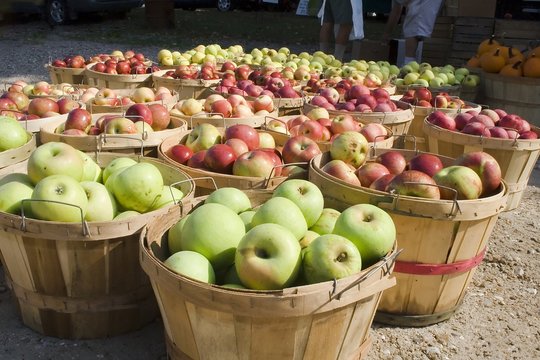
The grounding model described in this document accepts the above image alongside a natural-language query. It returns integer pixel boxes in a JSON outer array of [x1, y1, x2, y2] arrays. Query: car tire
[[46, 0, 69, 25], [217, 0, 233, 11]]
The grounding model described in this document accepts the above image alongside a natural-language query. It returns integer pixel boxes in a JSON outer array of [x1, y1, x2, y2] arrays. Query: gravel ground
[[0, 16, 539, 360]]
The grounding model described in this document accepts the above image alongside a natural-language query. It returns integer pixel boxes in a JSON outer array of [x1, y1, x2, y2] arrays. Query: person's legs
[[334, 23, 353, 61], [320, 22, 335, 53]]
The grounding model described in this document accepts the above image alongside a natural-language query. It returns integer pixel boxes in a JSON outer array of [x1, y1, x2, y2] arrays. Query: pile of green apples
[[157, 44, 245, 67], [394, 61, 481, 88], [163, 179, 396, 290], [0, 142, 184, 222]]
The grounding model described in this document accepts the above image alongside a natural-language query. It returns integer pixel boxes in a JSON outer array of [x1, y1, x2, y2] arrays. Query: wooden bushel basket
[[158, 129, 299, 196], [0, 132, 36, 170], [140, 190, 399, 360], [309, 150, 508, 326], [423, 117, 540, 211], [84, 64, 153, 90], [39, 113, 188, 157], [405, 101, 481, 151], [0, 153, 196, 339], [302, 101, 414, 138], [46, 64, 87, 85]]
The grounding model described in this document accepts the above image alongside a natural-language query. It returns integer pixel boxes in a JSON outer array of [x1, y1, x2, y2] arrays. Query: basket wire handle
[[166, 179, 195, 205], [263, 161, 308, 188], [123, 115, 152, 140], [189, 112, 224, 129], [20, 199, 90, 236], [96, 134, 145, 160], [331, 248, 403, 300], [262, 115, 289, 134], [390, 182, 462, 218]]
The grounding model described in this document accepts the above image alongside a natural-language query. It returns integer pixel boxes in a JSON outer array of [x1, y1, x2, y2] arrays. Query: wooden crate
[[140, 191, 398, 359], [422, 16, 454, 66], [493, 19, 540, 52], [449, 17, 495, 67]]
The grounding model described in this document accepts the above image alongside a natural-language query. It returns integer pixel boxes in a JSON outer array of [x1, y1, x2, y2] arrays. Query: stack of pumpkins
[[466, 36, 540, 78]]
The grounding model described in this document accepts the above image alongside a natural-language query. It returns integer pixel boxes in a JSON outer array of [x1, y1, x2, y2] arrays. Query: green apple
[[414, 78, 430, 87], [239, 210, 256, 231], [0, 173, 33, 187], [436, 72, 449, 84], [329, 131, 369, 168], [80, 181, 117, 222], [164, 250, 215, 284], [31, 174, 88, 222], [419, 69, 435, 81], [222, 264, 243, 286], [407, 61, 420, 72], [403, 72, 420, 85], [429, 77, 445, 88], [0, 116, 29, 151], [400, 64, 414, 74], [150, 185, 184, 211], [418, 62, 432, 73], [110, 162, 164, 213], [433, 165, 483, 200], [250, 196, 308, 241], [299, 230, 320, 249], [113, 210, 141, 221], [462, 75, 479, 87], [235, 223, 301, 290], [167, 214, 190, 255], [27, 142, 86, 184], [309, 208, 341, 235], [185, 123, 222, 153], [302, 234, 362, 284], [181, 203, 245, 270], [454, 67, 469, 77], [272, 179, 324, 228], [78, 151, 102, 182], [333, 204, 396, 268], [0, 180, 34, 214], [204, 187, 252, 214], [157, 49, 173, 62]]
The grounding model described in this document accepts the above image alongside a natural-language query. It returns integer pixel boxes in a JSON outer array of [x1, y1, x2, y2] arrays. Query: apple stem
[[255, 248, 269, 259], [336, 252, 348, 262]]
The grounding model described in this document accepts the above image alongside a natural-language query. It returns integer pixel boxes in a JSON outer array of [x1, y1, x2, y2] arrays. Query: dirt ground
[[0, 12, 539, 360]]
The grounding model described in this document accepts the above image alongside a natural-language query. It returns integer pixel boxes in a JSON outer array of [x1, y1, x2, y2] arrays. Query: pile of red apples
[[53, 103, 171, 136], [398, 87, 474, 110], [426, 108, 538, 140], [309, 85, 402, 113], [214, 64, 302, 100], [321, 147, 503, 201], [89, 53, 159, 75], [265, 110, 388, 144], [0, 94, 81, 121], [171, 93, 275, 119], [160, 62, 220, 81]]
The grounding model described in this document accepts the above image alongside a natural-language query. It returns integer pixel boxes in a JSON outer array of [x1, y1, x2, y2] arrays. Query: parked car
[[0, 0, 143, 25], [173, 0, 295, 12]]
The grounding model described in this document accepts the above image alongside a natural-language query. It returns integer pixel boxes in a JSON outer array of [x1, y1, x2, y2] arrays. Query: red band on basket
[[394, 248, 487, 275]]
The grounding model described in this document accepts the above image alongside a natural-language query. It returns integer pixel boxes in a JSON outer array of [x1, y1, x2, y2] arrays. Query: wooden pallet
[[493, 19, 540, 53], [448, 17, 495, 67]]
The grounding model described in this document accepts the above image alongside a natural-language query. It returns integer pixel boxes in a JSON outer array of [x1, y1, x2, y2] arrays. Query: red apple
[[461, 122, 491, 137], [408, 153, 444, 177], [298, 120, 325, 141], [321, 159, 361, 186], [355, 162, 390, 188], [489, 127, 510, 139], [187, 150, 208, 170], [369, 173, 396, 192], [204, 144, 237, 174], [454, 112, 474, 131], [375, 151, 407, 175], [359, 123, 387, 143], [224, 138, 249, 157], [224, 124, 260, 151], [387, 170, 441, 199], [65, 108, 92, 131], [232, 149, 276, 178], [211, 99, 233, 118], [281, 135, 322, 164], [519, 130, 538, 139], [454, 151, 502, 196], [125, 103, 153, 125], [27, 97, 59, 117], [330, 114, 358, 135], [148, 103, 170, 131]]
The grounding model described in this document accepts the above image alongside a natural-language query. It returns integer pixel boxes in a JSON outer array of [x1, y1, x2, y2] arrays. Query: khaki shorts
[[322, 0, 353, 24]]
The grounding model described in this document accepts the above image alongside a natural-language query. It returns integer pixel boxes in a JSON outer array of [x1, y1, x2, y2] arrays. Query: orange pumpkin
[[523, 53, 540, 77], [467, 54, 481, 67], [477, 36, 500, 55], [480, 48, 506, 73], [506, 47, 525, 64], [499, 61, 523, 77]]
